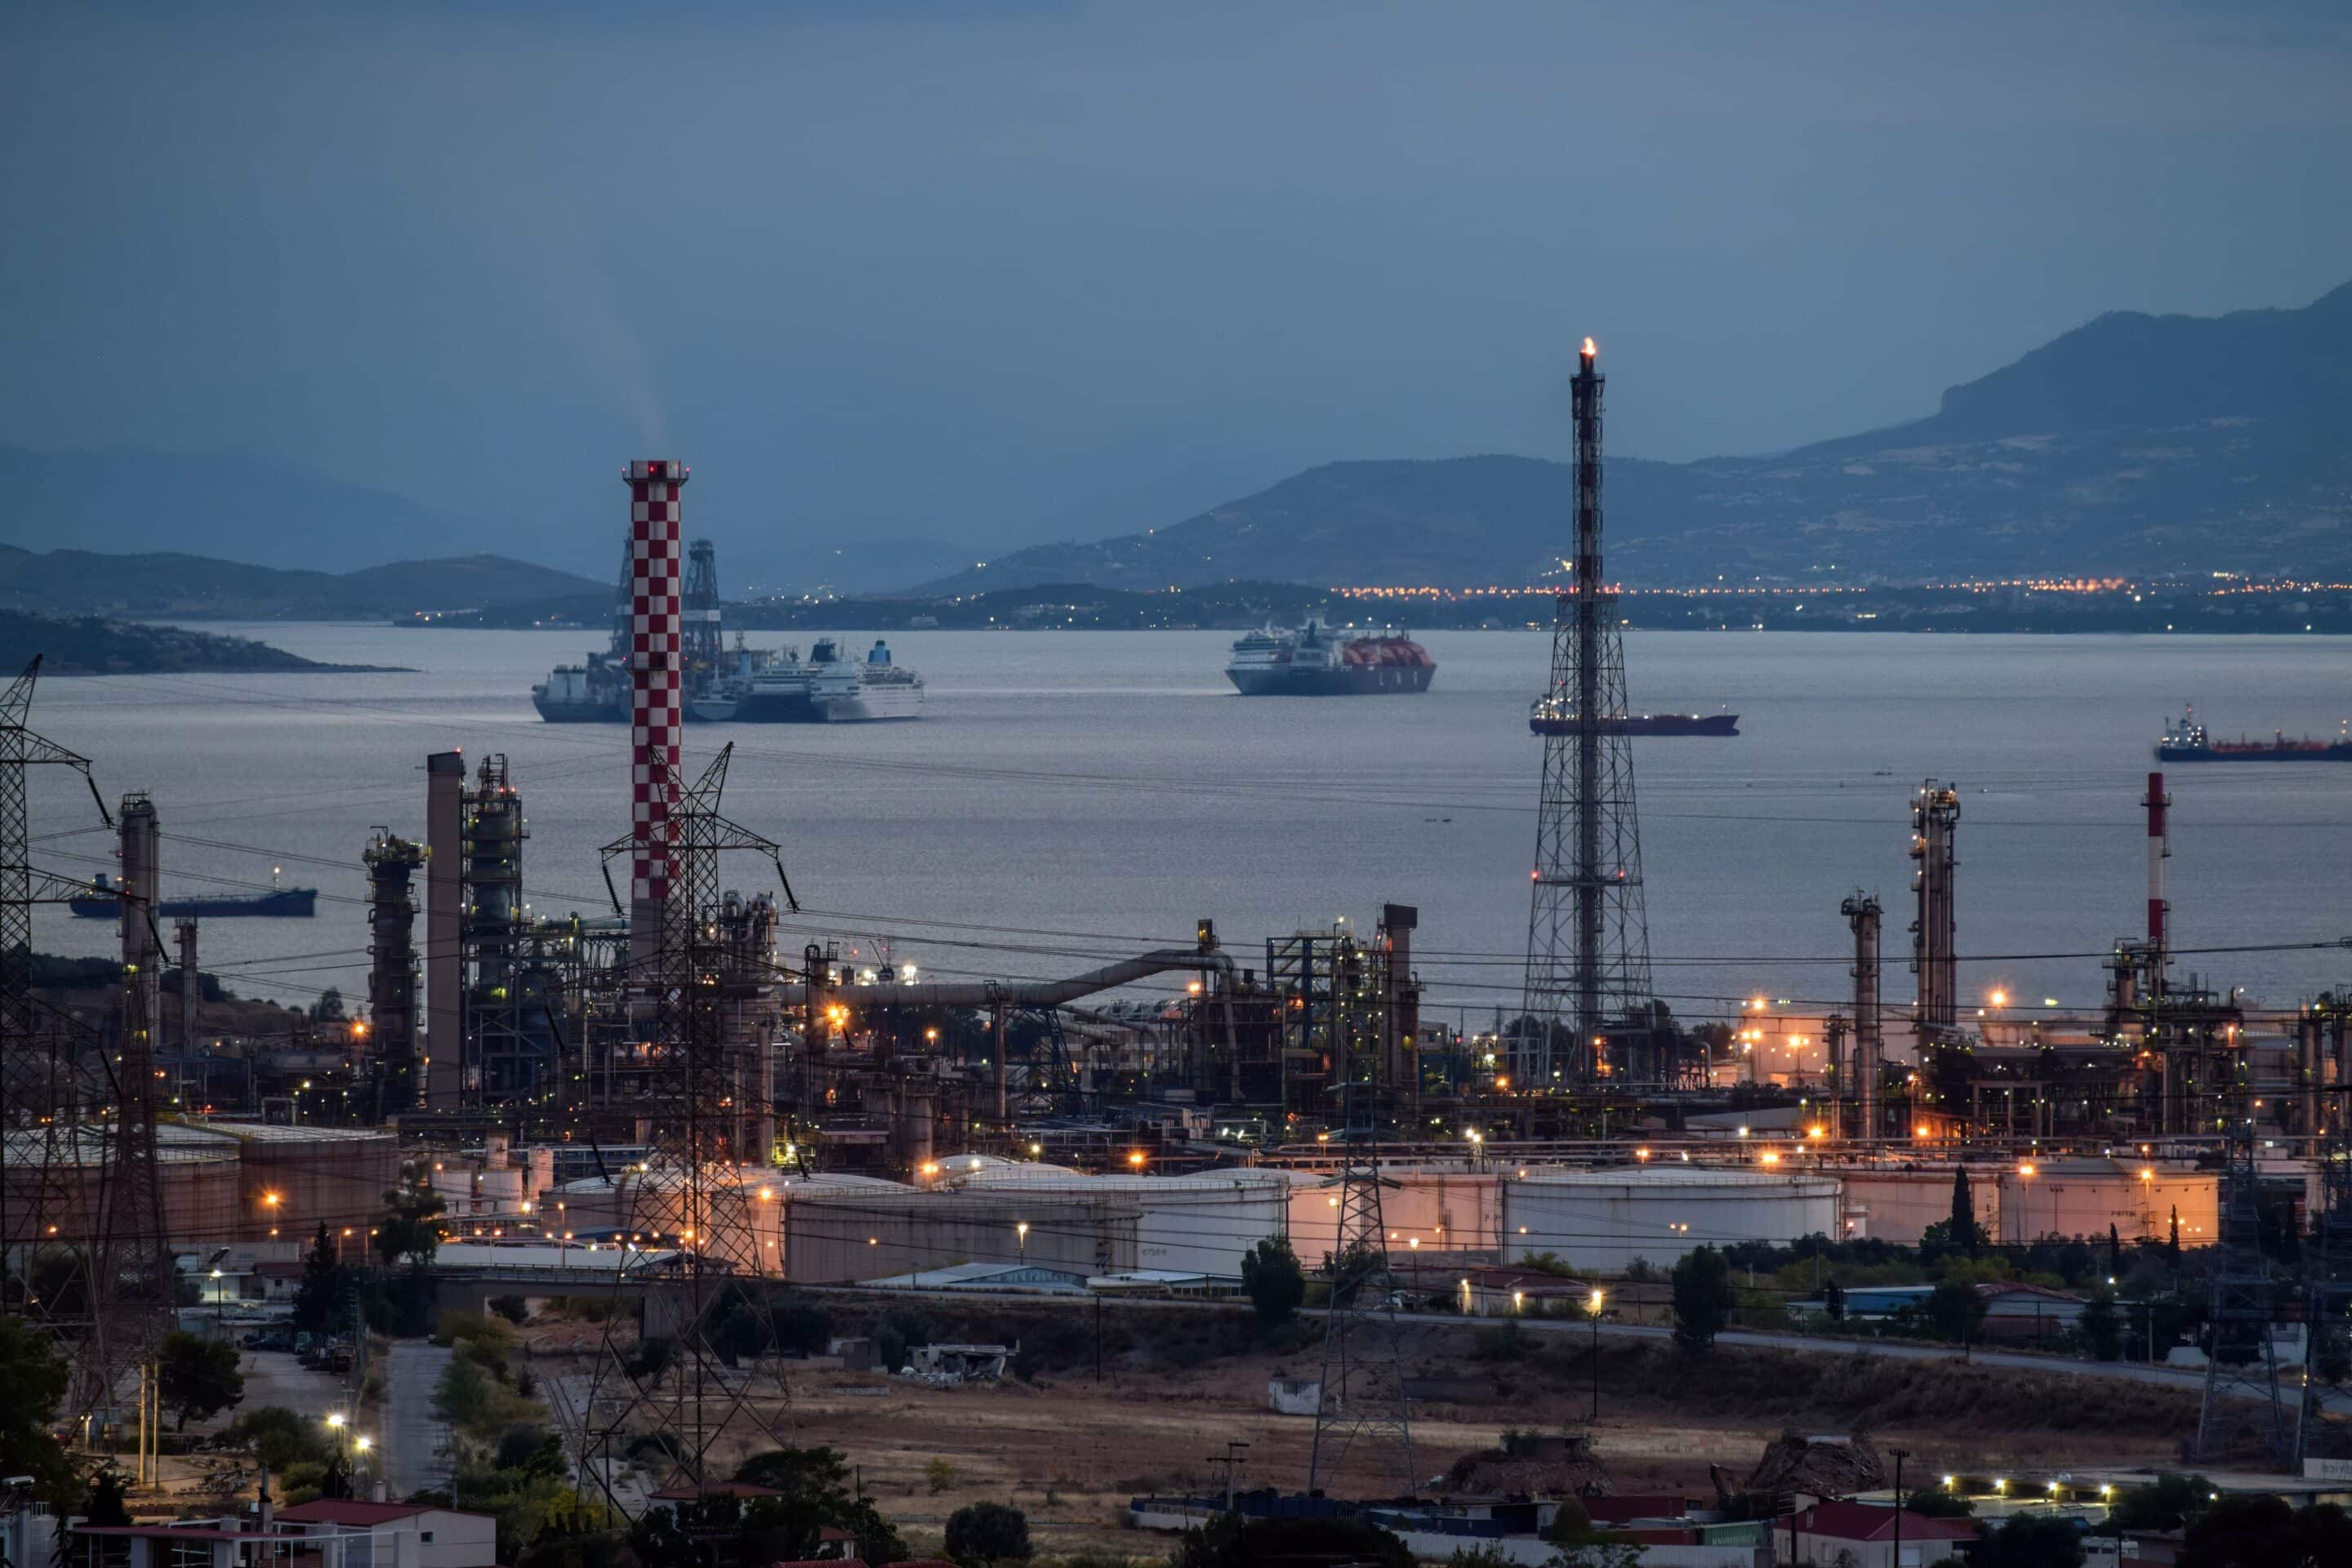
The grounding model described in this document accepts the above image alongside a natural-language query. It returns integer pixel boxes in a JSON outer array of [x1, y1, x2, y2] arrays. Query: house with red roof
[[1771, 1500, 1978, 1568]]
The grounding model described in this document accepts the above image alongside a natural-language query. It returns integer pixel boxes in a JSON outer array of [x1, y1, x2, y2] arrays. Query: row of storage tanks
[[2, 1121, 404, 1249], [547, 1153, 2226, 1284]]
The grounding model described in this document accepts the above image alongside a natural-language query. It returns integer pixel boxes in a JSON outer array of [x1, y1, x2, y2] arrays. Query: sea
[[22, 625, 2352, 1036]]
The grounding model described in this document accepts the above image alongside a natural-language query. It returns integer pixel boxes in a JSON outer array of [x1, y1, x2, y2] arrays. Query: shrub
[[945, 1502, 1033, 1566], [928, 1459, 960, 1495]]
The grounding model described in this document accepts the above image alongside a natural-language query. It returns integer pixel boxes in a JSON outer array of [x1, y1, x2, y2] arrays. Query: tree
[[726, 1446, 908, 1564], [1174, 1515, 1413, 1568], [944, 1501, 1032, 1566], [2080, 1290, 2123, 1362], [314, 987, 346, 1022], [2179, 1495, 2352, 1568], [1951, 1168, 1980, 1258], [83, 1467, 131, 1527], [375, 1187, 448, 1267], [0, 1316, 78, 1511], [1241, 1237, 1306, 1329], [1671, 1245, 1735, 1352], [1824, 1280, 1846, 1322], [2167, 1205, 2183, 1266], [2108, 1223, 2123, 1278], [157, 1330, 246, 1429], [1925, 1281, 1984, 1345], [2109, 1472, 2212, 1532], [291, 1223, 352, 1334], [1975, 1512, 2086, 1568]]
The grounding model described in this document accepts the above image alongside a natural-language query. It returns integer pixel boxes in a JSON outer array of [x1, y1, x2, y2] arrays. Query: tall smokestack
[[425, 751, 465, 1108], [2144, 770, 2169, 961], [626, 460, 687, 966]]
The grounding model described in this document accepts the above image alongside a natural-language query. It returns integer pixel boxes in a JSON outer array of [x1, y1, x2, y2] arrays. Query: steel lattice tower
[[2198, 1107, 2287, 1461], [1521, 337, 1650, 1083], [1308, 1084, 1416, 1497], [2297, 1120, 2352, 1464]]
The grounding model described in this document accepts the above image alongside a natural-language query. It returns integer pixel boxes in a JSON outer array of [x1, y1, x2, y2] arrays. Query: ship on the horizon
[[69, 872, 318, 920], [1225, 620, 1435, 695], [2156, 710, 2352, 762], [693, 637, 924, 723], [1528, 701, 1740, 737], [532, 536, 924, 724]]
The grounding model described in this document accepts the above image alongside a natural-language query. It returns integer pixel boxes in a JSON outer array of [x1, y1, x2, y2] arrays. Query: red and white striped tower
[[626, 459, 688, 965], [2144, 770, 2170, 982]]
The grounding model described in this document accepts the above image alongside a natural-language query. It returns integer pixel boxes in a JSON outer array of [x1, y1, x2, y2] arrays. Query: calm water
[[24, 626, 2352, 1030]]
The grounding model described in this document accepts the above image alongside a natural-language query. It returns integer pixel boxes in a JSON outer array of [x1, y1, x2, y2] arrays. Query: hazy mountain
[[920, 281, 2352, 591], [0, 546, 604, 619]]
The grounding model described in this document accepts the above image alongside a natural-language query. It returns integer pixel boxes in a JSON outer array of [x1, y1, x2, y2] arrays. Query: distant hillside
[[0, 546, 604, 619], [0, 612, 398, 674], [923, 281, 2352, 591]]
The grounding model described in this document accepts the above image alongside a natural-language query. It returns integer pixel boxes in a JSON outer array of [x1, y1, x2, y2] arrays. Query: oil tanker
[[2156, 711, 2352, 762], [1530, 698, 1739, 737], [1225, 621, 1435, 696], [69, 872, 318, 919]]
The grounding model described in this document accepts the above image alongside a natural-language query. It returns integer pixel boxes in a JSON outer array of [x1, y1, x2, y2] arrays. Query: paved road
[[381, 1343, 453, 1501]]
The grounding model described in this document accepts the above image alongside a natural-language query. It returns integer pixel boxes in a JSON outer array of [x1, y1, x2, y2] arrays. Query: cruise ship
[[693, 638, 924, 724], [1225, 621, 1436, 696]]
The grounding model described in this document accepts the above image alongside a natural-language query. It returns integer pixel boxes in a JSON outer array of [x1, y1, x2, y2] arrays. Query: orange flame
[[1582, 336, 1597, 358]]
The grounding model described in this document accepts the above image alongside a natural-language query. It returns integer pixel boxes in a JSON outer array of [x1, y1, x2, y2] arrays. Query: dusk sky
[[6, 1, 2349, 574]]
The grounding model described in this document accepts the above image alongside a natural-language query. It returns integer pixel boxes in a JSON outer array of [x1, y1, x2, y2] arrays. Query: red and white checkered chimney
[[626, 459, 687, 964]]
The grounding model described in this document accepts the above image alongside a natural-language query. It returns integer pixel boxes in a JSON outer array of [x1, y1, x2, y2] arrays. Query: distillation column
[[1909, 782, 1960, 1045], [1842, 892, 1882, 1142], [425, 751, 466, 1109], [365, 831, 427, 1116], [174, 919, 198, 1054], [118, 795, 163, 1068]]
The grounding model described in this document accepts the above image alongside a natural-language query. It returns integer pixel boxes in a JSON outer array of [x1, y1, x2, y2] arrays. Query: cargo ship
[[1225, 621, 1435, 696], [2156, 710, 2352, 762], [70, 872, 318, 919], [693, 638, 924, 723], [1530, 698, 1739, 737]]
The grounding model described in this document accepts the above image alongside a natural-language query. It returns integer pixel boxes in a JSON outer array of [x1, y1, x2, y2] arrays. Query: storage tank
[[1, 1124, 242, 1250], [1998, 1158, 2219, 1244], [1502, 1166, 1840, 1272], [1285, 1168, 1503, 1262], [947, 1161, 1290, 1276], [202, 1122, 400, 1245], [784, 1188, 1139, 1283], [552, 1167, 908, 1278], [1835, 1165, 2005, 1244]]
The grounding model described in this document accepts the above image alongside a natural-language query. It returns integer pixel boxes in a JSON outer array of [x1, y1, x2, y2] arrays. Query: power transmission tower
[[568, 743, 800, 1517], [2198, 1101, 2287, 1461], [2298, 1117, 2352, 1464], [1308, 1085, 1416, 1497], [0, 657, 167, 1431], [1521, 337, 1650, 1085]]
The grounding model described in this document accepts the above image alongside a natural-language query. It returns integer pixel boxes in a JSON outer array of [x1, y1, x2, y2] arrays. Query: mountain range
[[0, 546, 603, 620], [920, 280, 2352, 592]]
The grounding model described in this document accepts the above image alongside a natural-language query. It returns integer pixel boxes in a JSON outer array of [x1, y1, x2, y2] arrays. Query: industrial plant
[[7, 356, 2352, 1523]]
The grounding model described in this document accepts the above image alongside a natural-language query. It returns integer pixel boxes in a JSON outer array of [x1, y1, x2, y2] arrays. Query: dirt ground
[[624, 1320, 2198, 1559]]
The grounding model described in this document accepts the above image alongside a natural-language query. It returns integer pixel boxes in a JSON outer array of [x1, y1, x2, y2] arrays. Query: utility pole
[[1308, 1081, 1415, 1496], [1205, 1441, 1250, 1515], [1888, 1447, 1909, 1568]]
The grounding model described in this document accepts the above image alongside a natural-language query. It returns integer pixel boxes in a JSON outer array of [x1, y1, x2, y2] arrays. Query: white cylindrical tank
[[552, 1167, 910, 1277], [1503, 1167, 1840, 1272], [951, 1163, 1290, 1276], [1836, 1165, 2004, 1244], [1998, 1159, 2219, 1244], [1285, 1169, 1503, 1262]]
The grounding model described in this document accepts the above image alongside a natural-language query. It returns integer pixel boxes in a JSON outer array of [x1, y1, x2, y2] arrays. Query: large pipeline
[[782, 948, 1240, 1119]]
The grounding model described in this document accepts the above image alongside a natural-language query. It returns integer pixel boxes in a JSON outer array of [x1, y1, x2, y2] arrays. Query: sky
[[4, 0, 2350, 577]]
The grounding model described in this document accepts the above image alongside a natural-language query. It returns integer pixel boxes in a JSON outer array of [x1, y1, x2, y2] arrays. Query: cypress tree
[[1951, 1166, 1979, 1258]]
